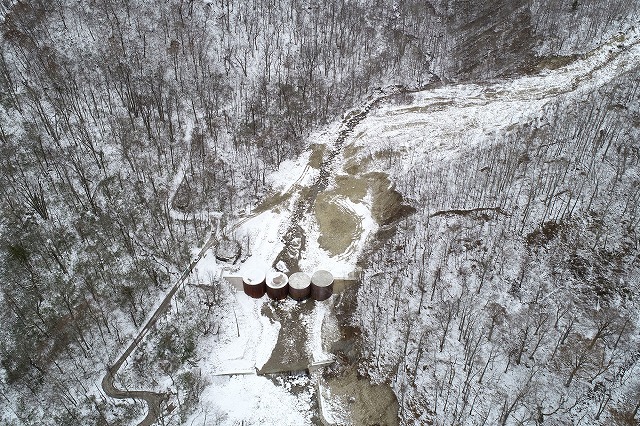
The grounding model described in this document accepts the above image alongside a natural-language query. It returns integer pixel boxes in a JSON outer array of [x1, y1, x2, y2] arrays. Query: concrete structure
[[288, 272, 311, 301], [266, 271, 289, 300], [227, 266, 353, 301], [214, 238, 241, 263], [242, 268, 266, 298], [223, 275, 244, 292], [311, 270, 334, 301]]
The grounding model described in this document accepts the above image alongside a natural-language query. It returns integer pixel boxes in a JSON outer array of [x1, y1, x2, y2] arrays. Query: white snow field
[[177, 27, 640, 425]]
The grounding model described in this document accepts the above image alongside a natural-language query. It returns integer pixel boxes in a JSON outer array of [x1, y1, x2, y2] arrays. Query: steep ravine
[[101, 26, 640, 425]]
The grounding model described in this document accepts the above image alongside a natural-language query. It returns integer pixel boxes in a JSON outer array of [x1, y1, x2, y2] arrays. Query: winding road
[[101, 233, 218, 425], [100, 26, 640, 425]]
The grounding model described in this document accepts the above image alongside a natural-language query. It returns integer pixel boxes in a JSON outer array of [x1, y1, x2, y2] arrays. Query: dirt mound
[[315, 194, 362, 257], [367, 172, 416, 226]]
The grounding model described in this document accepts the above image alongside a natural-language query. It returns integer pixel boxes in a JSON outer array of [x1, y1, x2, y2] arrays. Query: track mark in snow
[[367, 28, 640, 160], [101, 26, 640, 426]]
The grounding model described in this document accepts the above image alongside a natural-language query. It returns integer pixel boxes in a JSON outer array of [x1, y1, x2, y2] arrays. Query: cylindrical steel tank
[[288, 272, 311, 301], [266, 271, 289, 300], [311, 270, 333, 301], [242, 268, 266, 298]]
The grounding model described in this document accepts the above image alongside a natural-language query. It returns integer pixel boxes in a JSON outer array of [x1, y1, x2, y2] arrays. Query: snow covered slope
[[346, 27, 640, 425]]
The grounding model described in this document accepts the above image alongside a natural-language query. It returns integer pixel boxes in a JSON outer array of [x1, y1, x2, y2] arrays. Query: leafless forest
[[0, 0, 639, 424]]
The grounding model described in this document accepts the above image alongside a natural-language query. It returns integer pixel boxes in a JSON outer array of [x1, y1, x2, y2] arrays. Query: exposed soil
[[367, 172, 416, 226], [322, 368, 399, 426], [531, 53, 582, 72], [334, 175, 368, 203], [322, 283, 399, 426], [259, 300, 315, 374], [313, 170, 415, 259], [315, 194, 363, 257], [254, 190, 293, 214], [309, 144, 327, 169], [274, 97, 385, 272], [344, 154, 372, 175]]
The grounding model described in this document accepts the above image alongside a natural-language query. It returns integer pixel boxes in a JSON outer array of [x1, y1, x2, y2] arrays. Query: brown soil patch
[[259, 301, 314, 374], [344, 154, 372, 175], [323, 367, 399, 426], [531, 54, 581, 72], [315, 193, 362, 256], [343, 143, 362, 159], [309, 144, 326, 169], [334, 175, 368, 203], [321, 283, 399, 426], [254, 191, 293, 214], [366, 172, 416, 225]]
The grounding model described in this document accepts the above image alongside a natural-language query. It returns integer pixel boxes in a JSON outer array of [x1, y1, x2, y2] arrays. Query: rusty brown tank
[[311, 270, 333, 301], [242, 269, 266, 298], [266, 271, 289, 300], [288, 272, 311, 301]]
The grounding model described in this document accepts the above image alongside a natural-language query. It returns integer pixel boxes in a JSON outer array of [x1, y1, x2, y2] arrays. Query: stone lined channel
[[100, 90, 399, 425], [273, 96, 386, 272]]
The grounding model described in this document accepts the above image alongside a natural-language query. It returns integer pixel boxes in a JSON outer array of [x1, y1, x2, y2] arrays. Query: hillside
[[0, 1, 639, 425], [352, 29, 640, 425]]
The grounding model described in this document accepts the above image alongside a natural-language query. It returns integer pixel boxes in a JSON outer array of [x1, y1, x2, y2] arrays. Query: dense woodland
[[357, 66, 640, 424], [0, 0, 639, 424]]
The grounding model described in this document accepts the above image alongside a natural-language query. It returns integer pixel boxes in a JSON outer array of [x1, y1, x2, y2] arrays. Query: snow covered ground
[[344, 26, 640, 426], [181, 26, 638, 425], [105, 24, 640, 426], [350, 27, 640, 176], [2, 1, 639, 424], [181, 143, 358, 424]]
